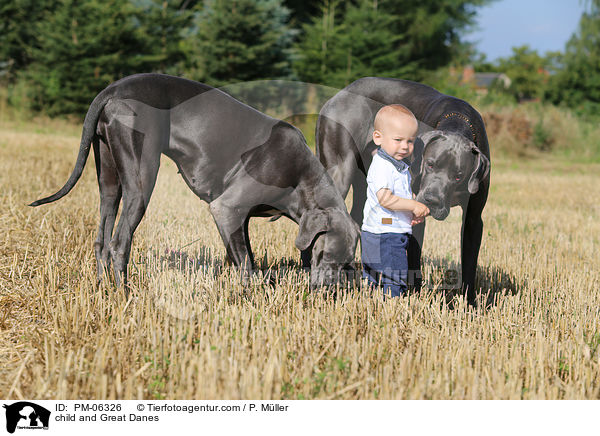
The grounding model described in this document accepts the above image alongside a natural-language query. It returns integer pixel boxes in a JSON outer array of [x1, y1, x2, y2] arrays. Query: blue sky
[[465, 0, 586, 61]]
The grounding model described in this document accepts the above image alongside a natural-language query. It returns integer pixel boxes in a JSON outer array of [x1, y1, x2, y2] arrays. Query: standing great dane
[[31, 73, 359, 289], [315, 77, 490, 305]]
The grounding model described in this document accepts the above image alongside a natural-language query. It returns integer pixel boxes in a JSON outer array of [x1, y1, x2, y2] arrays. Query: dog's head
[[295, 207, 359, 288], [411, 130, 489, 220]]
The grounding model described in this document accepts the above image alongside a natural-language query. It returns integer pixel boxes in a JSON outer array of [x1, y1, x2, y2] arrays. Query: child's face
[[373, 114, 418, 161]]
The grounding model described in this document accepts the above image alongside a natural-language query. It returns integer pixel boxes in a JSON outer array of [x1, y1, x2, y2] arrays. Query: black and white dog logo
[[3, 402, 50, 433]]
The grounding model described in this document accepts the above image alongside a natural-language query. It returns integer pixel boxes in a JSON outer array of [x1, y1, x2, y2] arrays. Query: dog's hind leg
[[93, 136, 122, 283], [109, 150, 160, 289], [103, 106, 165, 289]]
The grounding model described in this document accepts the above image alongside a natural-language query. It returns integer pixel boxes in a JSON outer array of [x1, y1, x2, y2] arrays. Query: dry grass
[[1, 120, 599, 400], [479, 103, 600, 162]]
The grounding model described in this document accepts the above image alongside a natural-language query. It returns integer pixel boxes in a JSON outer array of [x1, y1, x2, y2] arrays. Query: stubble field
[[1, 118, 599, 399]]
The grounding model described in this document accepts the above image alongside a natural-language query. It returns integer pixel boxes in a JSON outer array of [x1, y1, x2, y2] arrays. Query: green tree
[[24, 0, 195, 116], [495, 45, 549, 101], [380, 0, 493, 73], [294, 0, 416, 88], [0, 0, 58, 81], [546, 1, 600, 115], [293, 0, 494, 87], [190, 0, 295, 86], [283, 0, 321, 25], [26, 0, 151, 115], [291, 0, 342, 85], [136, 0, 196, 75]]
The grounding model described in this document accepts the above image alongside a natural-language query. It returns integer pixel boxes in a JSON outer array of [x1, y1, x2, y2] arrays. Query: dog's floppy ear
[[295, 209, 330, 251], [467, 145, 490, 194]]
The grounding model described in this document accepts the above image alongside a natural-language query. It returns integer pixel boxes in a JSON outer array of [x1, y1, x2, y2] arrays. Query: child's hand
[[411, 216, 425, 226], [412, 200, 429, 219], [411, 194, 421, 226]]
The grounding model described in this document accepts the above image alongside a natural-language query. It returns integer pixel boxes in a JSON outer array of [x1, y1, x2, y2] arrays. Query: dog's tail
[[29, 89, 112, 207]]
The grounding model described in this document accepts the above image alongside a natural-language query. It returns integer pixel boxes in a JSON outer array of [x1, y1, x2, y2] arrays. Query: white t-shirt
[[362, 154, 413, 234]]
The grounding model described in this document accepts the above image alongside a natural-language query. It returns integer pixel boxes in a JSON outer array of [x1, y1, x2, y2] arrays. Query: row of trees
[[0, 0, 491, 115], [1, 0, 599, 117]]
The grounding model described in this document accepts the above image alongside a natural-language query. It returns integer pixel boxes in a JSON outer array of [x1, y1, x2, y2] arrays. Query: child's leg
[[361, 231, 409, 297], [379, 233, 410, 298], [361, 230, 381, 286]]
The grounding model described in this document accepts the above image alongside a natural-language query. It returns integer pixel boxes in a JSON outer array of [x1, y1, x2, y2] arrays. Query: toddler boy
[[361, 104, 429, 297]]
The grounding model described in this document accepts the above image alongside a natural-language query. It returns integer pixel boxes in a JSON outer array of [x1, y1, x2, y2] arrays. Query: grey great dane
[[31, 73, 359, 289], [314, 77, 490, 305]]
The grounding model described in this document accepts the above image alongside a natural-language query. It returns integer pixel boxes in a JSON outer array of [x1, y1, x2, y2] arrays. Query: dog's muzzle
[[310, 263, 357, 289]]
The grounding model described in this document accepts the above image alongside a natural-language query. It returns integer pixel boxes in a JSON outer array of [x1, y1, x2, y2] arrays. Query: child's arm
[[410, 193, 424, 225], [377, 188, 429, 219]]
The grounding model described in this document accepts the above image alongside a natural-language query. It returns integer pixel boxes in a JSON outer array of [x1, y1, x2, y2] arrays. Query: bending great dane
[[31, 73, 359, 289], [315, 77, 490, 305]]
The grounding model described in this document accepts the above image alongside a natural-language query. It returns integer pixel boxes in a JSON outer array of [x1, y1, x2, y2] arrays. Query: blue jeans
[[361, 230, 409, 298]]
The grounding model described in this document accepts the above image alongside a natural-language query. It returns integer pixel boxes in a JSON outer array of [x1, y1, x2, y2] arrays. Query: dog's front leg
[[407, 219, 426, 293], [209, 200, 255, 284]]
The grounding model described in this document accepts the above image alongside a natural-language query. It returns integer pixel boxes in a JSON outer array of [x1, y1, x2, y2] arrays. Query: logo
[[2, 402, 50, 434]]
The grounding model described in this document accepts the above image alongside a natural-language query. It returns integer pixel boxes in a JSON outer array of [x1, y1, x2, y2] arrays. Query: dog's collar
[[436, 112, 476, 142]]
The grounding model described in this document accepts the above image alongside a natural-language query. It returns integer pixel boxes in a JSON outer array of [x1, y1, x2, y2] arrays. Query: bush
[[480, 102, 600, 161]]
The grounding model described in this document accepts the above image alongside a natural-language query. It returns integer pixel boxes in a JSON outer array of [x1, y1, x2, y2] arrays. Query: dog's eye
[[426, 160, 434, 169], [455, 173, 462, 181]]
